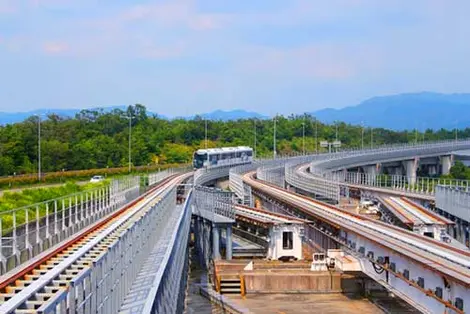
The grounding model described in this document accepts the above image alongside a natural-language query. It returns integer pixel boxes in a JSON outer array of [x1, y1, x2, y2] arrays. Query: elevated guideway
[[306, 139, 470, 202], [242, 171, 470, 314], [0, 171, 192, 314], [377, 196, 454, 230], [375, 195, 458, 243]]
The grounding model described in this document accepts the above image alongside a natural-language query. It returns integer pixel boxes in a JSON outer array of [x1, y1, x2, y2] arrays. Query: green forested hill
[[0, 104, 468, 176]]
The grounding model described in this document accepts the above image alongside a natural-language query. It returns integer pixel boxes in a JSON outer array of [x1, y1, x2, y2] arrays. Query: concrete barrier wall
[[244, 272, 342, 293]]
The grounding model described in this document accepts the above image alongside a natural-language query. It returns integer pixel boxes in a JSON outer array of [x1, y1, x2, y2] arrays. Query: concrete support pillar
[[465, 225, 469, 248], [199, 218, 206, 267], [428, 164, 438, 176], [404, 159, 418, 186], [458, 222, 465, 243], [363, 165, 378, 185], [441, 155, 453, 175], [226, 225, 233, 260], [201, 219, 211, 268], [195, 217, 204, 265], [212, 224, 221, 260], [391, 166, 403, 176]]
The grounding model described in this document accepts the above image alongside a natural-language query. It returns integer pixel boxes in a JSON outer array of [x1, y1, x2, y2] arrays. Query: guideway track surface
[[243, 172, 470, 285], [380, 196, 452, 227], [0, 172, 191, 313]]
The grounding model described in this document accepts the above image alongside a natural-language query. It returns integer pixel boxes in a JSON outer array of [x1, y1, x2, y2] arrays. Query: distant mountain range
[[312, 92, 470, 130], [0, 108, 267, 124], [198, 109, 268, 121], [0, 106, 127, 124], [1, 92, 469, 130]]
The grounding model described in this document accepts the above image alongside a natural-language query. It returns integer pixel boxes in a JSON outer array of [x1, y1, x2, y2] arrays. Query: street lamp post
[[253, 119, 257, 158], [361, 121, 364, 150], [302, 120, 305, 155], [38, 116, 41, 181], [315, 118, 318, 154], [205, 118, 208, 149], [34, 114, 42, 181], [273, 115, 277, 159], [370, 127, 374, 149], [123, 114, 134, 173], [335, 122, 338, 141]]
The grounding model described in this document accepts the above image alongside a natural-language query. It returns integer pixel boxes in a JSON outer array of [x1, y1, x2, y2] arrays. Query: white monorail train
[[193, 146, 253, 169]]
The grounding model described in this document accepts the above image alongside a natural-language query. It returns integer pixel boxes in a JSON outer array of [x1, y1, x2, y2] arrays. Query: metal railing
[[257, 164, 285, 188], [147, 166, 191, 187], [119, 187, 192, 314], [291, 139, 470, 199], [193, 186, 235, 222], [436, 185, 470, 222], [285, 158, 341, 203], [194, 165, 233, 186], [342, 171, 470, 195], [33, 180, 178, 314], [229, 163, 260, 206], [0, 176, 140, 275], [310, 139, 470, 174]]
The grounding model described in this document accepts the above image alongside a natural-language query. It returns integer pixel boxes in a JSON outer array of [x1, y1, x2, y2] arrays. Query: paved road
[[0, 181, 89, 197]]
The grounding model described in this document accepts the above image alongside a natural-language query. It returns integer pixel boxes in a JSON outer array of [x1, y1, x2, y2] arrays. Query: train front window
[[193, 153, 207, 168]]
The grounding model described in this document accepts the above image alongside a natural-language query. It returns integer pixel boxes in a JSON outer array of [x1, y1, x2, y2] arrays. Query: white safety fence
[[134, 189, 193, 314], [436, 185, 470, 222], [0, 176, 140, 275], [284, 158, 341, 203], [147, 166, 191, 187], [194, 165, 234, 186], [193, 186, 235, 221], [342, 171, 470, 195], [22, 184, 178, 314], [257, 164, 285, 188]]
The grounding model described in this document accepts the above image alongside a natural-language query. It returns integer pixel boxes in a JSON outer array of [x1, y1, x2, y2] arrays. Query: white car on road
[[90, 175, 104, 183]]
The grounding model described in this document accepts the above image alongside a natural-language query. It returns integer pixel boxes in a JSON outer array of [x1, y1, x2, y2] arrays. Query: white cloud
[[42, 41, 68, 54]]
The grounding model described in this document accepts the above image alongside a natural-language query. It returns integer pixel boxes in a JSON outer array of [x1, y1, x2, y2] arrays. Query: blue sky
[[0, 0, 469, 116]]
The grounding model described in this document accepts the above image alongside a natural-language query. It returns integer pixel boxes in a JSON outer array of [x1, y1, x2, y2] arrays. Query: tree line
[[1, 104, 469, 177]]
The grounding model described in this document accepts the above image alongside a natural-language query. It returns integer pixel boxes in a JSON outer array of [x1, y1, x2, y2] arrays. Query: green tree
[[449, 161, 470, 180]]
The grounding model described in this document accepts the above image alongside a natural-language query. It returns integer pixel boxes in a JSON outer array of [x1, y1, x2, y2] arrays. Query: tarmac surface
[[228, 293, 385, 314]]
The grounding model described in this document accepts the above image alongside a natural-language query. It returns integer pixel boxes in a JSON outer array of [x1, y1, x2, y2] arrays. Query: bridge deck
[[234, 204, 308, 225], [379, 196, 453, 227], [227, 293, 385, 314]]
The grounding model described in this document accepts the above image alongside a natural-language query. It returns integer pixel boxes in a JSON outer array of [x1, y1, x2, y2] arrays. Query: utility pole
[[361, 121, 364, 150], [129, 116, 132, 173], [36, 115, 41, 181], [335, 121, 339, 152], [302, 115, 306, 155], [415, 128, 418, 144], [253, 119, 257, 158], [422, 123, 425, 142], [273, 115, 277, 159], [370, 127, 373, 149], [123, 114, 134, 173], [205, 119, 208, 149], [335, 121, 338, 141], [312, 118, 318, 154]]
